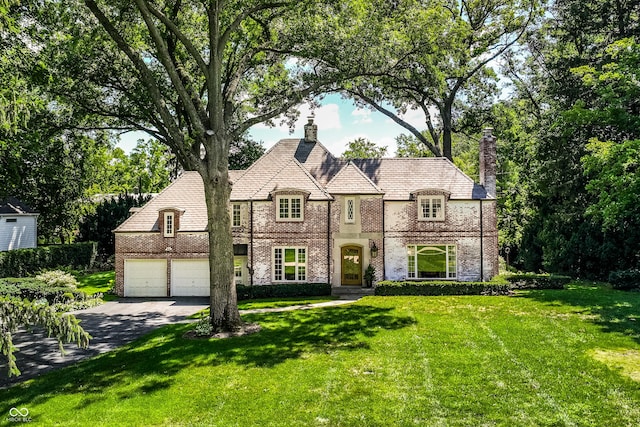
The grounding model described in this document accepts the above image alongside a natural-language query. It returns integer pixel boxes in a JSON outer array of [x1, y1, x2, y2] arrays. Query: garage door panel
[[124, 259, 167, 297], [172, 259, 210, 296]]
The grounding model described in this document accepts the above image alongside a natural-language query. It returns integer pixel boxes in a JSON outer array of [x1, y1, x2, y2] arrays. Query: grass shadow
[[515, 282, 640, 343], [0, 302, 414, 412]]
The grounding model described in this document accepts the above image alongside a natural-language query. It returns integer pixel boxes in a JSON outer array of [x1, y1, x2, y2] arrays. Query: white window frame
[[407, 244, 457, 279], [276, 195, 304, 222], [163, 212, 175, 237], [273, 247, 307, 282], [345, 197, 356, 224], [231, 203, 242, 227], [418, 195, 445, 221]]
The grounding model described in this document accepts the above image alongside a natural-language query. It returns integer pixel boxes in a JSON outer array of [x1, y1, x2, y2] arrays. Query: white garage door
[[124, 259, 167, 297], [171, 259, 210, 296]]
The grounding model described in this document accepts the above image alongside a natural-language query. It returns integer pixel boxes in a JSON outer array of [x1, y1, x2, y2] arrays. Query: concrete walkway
[[0, 297, 359, 388]]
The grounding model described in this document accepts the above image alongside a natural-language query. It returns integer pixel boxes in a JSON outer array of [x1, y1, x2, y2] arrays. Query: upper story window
[[232, 204, 241, 227], [418, 195, 445, 221], [164, 212, 175, 237], [345, 197, 355, 223], [276, 195, 304, 222]]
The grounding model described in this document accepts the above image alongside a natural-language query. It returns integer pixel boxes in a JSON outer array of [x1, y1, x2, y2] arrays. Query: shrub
[[502, 274, 571, 290], [374, 281, 512, 296], [35, 270, 79, 289], [0, 242, 97, 277], [609, 269, 640, 291], [0, 278, 87, 304], [193, 316, 213, 336], [236, 283, 331, 300]]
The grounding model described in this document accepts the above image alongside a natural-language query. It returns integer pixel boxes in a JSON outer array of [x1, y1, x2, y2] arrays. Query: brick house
[[114, 120, 498, 297]]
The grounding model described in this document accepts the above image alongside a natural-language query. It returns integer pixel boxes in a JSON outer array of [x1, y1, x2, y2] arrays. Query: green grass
[[2, 282, 640, 426], [190, 296, 339, 318], [75, 271, 117, 301]]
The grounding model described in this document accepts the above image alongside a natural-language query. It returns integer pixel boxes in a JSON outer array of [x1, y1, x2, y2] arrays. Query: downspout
[[250, 200, 254, 287], [480, 199, 484, 282], [327, 200, 331, 286], [382, 199, 386, 280]]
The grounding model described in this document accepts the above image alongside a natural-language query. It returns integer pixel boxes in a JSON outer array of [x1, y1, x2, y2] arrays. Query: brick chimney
[[304, 115, 317, 143], [479, 128, 497, 198]]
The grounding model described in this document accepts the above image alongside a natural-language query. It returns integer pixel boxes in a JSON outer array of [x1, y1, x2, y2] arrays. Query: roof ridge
[[290, 157, 332, 199]]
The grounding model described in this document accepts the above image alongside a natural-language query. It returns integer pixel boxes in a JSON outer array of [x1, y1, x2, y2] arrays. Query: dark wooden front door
[[341, 245, 362, 286]]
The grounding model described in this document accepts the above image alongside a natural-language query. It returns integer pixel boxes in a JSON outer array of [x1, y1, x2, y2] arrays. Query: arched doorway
[[341, 245, 362, 286]]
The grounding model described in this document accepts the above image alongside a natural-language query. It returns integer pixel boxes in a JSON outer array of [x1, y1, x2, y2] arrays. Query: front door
[[341, 245, 362, 286]]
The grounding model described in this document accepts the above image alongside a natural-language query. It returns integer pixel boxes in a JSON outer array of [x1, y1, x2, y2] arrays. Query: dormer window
[[412, 190, 449, 222], [276, 195, 304, 222], [418, 195, 444, 221], [158, 207, 183, 237], [164, 212, 175, 237]]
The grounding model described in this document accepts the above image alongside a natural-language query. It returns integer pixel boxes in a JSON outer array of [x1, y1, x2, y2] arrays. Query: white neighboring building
[[0, 198, 39, 251]]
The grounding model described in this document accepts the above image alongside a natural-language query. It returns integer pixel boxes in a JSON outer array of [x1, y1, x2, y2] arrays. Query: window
[[232, 204, 241, 227], [234, 257, 245, 285], [273, 247, 307, 282], [6, 218, 17, 223], [164, 212, 174, 237], [276, 196, 304, 221], [418, 195, 445, 221], [407, 245, 456, 279], [345, 197, 355, 223]]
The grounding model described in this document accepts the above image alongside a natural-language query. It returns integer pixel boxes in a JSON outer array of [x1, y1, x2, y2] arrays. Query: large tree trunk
[[442, 101, 453, 161], [201, 166, 242, 332]]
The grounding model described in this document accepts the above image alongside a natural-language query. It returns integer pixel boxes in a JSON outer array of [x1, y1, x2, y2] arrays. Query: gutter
[[480, 199, 484, 282]]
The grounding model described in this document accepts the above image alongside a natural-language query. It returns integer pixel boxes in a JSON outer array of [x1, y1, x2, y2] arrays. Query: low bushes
[[374, 281, 511, 296], [375, 274, 572, 297], [0, 277, 91, 307], [236, 283, 331, 300], [0, 242, 97, 277], [609, 269, 640, 291]]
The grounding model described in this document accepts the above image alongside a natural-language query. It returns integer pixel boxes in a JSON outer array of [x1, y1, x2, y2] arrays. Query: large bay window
[[407, 244, 457, 279], [273, 247, 307, 282]]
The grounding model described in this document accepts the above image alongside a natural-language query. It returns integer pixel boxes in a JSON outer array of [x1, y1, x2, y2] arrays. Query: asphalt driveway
[[0, 297, 208, 388]]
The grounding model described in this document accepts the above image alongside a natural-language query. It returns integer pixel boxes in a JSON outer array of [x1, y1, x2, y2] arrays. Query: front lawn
[[1, 283, 639, 426], [75, 270, 116, 301]]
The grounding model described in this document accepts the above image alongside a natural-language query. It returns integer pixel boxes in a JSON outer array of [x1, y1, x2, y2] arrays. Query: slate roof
[[115, 172, 208, 232], [116, 138, 490, 232], [0, 197, 38, 215], [325, 162, 383, 195], [351, 158, 488, 200]]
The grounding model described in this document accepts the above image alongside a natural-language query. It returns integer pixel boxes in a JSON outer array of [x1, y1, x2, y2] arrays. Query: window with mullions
[[407, 245, 456, 279], [273, 247, 307, 282], [232, 204, 241, 227], [345, 197, 355, 223], [276, 196, 304, 221], [418, 195, 444, 221], [164, 212, 174, 237]]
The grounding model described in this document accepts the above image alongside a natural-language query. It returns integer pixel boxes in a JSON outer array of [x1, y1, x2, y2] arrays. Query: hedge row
[[374, 274, 572, 296], [236, 283, 331, 300], [0, 278, 88, 304], [0, 242, 97, 277], [609, 269, 640, 291], [374, 281, 511, 296]]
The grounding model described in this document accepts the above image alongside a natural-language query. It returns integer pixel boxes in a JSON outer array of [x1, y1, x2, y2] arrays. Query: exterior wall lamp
[[370, 241, 379, 258]]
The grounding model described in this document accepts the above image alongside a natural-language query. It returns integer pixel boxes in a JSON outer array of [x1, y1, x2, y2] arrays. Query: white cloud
[[351, 108, 373, 124]]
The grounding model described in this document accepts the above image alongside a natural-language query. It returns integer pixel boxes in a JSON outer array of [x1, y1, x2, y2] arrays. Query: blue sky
[[118, 93, 427, 157]]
